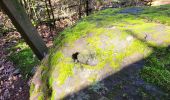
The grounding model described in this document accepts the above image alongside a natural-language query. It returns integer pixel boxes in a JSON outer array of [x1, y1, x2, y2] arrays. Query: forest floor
[[0, 32, 29, 100], [0, 23, 66, 99]]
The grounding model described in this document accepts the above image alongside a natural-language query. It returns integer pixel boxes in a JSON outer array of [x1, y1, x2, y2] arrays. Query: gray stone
[[13, 69, 20, 75], [77, 50, 98, 66]]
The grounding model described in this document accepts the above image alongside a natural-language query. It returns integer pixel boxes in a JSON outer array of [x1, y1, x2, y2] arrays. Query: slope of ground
[[30, 4, 170, 100]]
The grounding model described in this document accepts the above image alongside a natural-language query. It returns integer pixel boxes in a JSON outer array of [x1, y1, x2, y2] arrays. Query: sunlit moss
[[87, 36, 102, 53], [88, 74, 97, 83], [140, 5, 170, 25], [49, 53, 75, 86], [56, 58, 74, 85], [85, 32, 119, 70], [38, 95, 44, 100], [50, 51, 64, 66], [50, 90, 56, 100], [127, 40, 148, 55], [54, 21, 96, 46], [14, 42, 28, 49], [127, 22, 157, 33], [29, 83, 35, 95]]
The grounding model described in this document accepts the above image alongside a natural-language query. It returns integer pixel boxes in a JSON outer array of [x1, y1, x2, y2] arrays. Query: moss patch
[[8, 41, 39, 78]]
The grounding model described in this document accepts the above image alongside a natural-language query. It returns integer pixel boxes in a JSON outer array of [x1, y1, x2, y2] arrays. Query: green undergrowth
[[141, 47, 170, 93], [30, 4, 170, 99], [138, 5, 170, 93], [8, 41, 39, 78]]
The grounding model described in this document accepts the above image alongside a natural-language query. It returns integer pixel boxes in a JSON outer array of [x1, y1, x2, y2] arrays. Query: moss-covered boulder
[[30, 5, 170, 100]]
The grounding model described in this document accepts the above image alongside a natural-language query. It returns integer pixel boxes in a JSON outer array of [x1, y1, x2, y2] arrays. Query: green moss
[[54, 21, 96, 46], [126, 40, 149, 55], [85, 33, 116, 70], [54, 4, 170, 52], [88, 75, 97, 83], [50, 91, 56, 100], [56, 58, 74, 85], [29, 83, 45, 100], [8, 41, 39, 78], [50, 51, 64, 66], [48, 51, 75, 85], [139, 5, 170, 25], [29, 83, 35, 95], [38, 94, 44, 100]]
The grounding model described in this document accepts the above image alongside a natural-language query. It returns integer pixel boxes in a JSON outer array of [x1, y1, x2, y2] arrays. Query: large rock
[[30, 5, 170, 100]]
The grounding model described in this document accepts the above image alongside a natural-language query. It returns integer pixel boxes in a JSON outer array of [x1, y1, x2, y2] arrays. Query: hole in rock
[[72, 52, 79, 62]]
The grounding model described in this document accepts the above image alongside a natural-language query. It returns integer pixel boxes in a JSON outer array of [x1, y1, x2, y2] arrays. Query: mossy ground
[[8, 41, 39, 78], [30, 4, 170, 99]]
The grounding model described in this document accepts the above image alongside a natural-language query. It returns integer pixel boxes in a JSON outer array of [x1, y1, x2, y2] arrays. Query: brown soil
[[0, 32, 29, 100]]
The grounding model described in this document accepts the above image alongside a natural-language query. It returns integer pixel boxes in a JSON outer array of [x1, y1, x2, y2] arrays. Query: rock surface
[[30, 5, 170, 100], [77, 50, 98, 66]]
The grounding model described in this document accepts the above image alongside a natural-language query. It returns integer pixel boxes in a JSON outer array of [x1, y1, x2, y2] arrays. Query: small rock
[[126, 35, 133, 41], [19, 74, 22, 78], [12, 85, 14, 89], [106, 26, 116, 30], [8, 76, 12, 80], [87, 58, 98, 66], [1, 81, 3, 85], [144, 33, 152, 41], [9, 81, 12, 84], [13, 76, 18, 81], [31, 66, 37, 74], [13, 69, 20, 75], [77, 50, 98, 66], [0, 66, 4, 71]]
